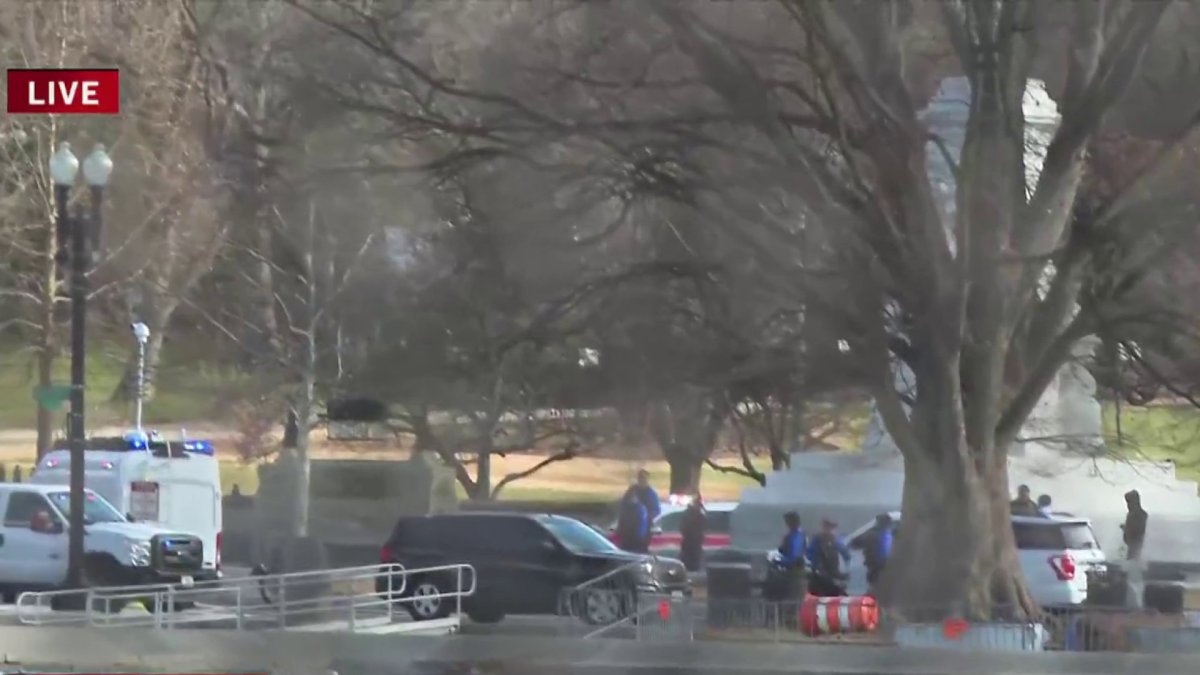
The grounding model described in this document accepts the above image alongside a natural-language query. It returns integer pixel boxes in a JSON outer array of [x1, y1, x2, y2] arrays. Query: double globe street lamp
[[49, 141, 113, 589]]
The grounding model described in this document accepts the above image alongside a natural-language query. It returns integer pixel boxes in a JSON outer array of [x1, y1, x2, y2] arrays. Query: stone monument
[[733, 77, 1200, 564]]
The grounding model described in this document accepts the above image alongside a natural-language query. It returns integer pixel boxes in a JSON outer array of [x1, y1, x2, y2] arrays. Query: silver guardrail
[[15, 562, 476, 631], [559, 559, 645, 638]]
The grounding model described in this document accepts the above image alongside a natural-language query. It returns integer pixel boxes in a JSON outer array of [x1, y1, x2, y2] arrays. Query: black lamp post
[[49, 141, 112, 588]]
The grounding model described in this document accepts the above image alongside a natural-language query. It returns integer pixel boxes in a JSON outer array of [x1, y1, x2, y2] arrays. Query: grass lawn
[[0, 340, 247, 429], [0, 438, 757, 501], [1103, 403, 1200, 480], [9, 339, 1194, 504]]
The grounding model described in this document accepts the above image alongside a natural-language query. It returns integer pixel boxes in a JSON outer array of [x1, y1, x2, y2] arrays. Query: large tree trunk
[[649, 391, 725, 496], [883, 456, 1033, 620], [664, 447, 702, 494]]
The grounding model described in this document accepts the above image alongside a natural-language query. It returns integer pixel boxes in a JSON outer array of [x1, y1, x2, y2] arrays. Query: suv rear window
[[1013, 522, 1099, 550]]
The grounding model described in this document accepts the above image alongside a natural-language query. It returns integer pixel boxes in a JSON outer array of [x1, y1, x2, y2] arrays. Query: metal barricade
[[14, 562, 476, 632], [558, 560, 694, 640]]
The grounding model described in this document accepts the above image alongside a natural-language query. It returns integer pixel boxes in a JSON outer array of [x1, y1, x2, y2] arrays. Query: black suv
[[377, 512, 689, 624]]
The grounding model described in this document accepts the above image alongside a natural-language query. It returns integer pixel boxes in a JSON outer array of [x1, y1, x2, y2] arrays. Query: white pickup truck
[[0, 483, 205, 605]]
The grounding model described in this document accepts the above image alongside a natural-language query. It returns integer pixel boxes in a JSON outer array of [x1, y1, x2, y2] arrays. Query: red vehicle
[[607, 496, 735, 552]]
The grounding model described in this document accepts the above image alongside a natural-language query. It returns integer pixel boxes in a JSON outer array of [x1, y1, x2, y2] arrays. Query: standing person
[[862, 514, 894, 592], [679, 495, 706, 572], [1010, 485, 1039, 516], [807, 519, 851, 597], [765, 511, 807, 601], [1037, 494, 1053, 517], [616, 492, 650, 553], [625, 469, 662, 524], [775, 511, 806, 570], [1122, 489, 1148, 561]]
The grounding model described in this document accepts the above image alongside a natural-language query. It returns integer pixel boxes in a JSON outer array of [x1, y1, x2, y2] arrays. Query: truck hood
[[86, 521, 189, 541]]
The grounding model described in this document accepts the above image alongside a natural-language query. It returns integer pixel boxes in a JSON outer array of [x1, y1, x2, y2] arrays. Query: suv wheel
[[582, 588, 630, 626], [406, 577, 451, 621]]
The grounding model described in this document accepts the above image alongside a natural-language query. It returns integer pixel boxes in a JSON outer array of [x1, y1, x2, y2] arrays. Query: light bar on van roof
[[181, 440, 214, 455]]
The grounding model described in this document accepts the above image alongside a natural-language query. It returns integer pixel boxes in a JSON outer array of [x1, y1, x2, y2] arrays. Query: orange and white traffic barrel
[[799, 595, 880, 636]]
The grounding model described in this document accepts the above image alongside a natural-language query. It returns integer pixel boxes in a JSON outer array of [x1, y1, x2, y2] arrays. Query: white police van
[[30, 431, 223, 581], [0, 483, 206, 604]]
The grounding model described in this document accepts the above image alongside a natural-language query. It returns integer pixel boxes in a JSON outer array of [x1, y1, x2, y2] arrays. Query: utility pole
[[132, 322, 150, 432], [49, 142, 112, 589]]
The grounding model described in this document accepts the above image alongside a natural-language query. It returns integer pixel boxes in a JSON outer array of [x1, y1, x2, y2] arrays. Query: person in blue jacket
[[807, 518, 851, 596], [616, 492, 650, 553], [625, 469, 662, 523], [776, 511, 806, 569], [863, 513, 894, 589]]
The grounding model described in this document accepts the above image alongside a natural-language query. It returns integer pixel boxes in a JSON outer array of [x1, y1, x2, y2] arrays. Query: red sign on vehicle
[[129, 481, 159, 522], [6, 68, 120, 114]]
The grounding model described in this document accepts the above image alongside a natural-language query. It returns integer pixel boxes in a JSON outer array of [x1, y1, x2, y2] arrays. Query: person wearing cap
[[806, 518, 851, 596], [623, 469, 661, 524]]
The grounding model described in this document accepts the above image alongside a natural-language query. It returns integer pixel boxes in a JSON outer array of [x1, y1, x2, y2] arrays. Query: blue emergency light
[[124, 431, 149, 450], [181, 440, 215, 455]]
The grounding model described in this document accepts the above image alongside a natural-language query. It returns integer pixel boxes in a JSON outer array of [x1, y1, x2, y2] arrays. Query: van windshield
[[49, 491, 126, 525], [539, 516, 620, 554]]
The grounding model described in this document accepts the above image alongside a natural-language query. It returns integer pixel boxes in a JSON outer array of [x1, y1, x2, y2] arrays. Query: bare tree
[[0, 0, 227, 453], [633, 0, 1200, 617]]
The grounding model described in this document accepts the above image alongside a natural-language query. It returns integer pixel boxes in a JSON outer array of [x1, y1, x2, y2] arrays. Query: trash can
[[706, 562, 753, 629], [1143, 582, 1185, 615], [763, 566, 807, 602], [1085, 566, 1129, 607]]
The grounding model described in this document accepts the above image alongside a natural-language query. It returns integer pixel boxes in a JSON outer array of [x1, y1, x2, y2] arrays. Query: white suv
[[845, 511, 1106, 607]]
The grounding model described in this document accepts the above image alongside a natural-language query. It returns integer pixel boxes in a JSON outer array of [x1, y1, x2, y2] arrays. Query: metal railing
[[15, 562, 476, 632], [559, 560, 643, 637], [558, 559, 695, 640]]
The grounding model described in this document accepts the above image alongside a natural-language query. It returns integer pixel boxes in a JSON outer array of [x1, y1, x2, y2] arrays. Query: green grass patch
[[1103, 403, 1200, 480], [0, 342, 246, 428]]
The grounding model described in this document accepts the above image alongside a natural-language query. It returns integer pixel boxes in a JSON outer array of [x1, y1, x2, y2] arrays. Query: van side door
[[2, 491, 67, 586]]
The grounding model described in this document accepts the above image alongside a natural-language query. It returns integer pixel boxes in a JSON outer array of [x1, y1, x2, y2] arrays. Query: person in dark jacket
[[862, 513, 894, 590], [1010, 484, 1039, 516], [624, 470, 662, 524], [1122, 489, 1148, 561], [616, 492, 650, 553], [679, 495, 706, 572], [807, 519, 851, 597]]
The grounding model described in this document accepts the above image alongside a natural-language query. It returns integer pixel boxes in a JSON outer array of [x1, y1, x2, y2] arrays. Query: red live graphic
[[6, 68, 120, 114]]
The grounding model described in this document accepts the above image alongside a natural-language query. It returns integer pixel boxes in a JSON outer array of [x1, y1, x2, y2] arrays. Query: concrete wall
[[6, 627, 1200, 675]]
